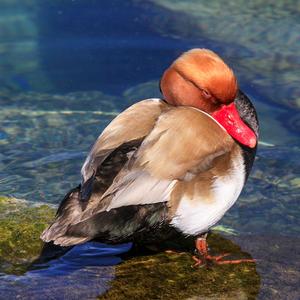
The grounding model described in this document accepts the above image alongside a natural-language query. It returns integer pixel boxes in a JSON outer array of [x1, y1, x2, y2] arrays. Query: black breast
[[235, 90, 259, 181]]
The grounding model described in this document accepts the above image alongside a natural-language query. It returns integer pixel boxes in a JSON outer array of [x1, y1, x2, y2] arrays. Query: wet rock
[[97, 234, 299, 299], [100, 234, 260, 299], [0, 196, 54, 274]]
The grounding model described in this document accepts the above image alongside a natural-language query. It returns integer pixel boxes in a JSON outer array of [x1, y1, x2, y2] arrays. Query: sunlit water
[[0, 0, 299, 299]]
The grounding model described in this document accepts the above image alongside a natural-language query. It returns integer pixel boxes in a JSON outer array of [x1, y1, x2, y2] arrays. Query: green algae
[[0, 195, 261, 298], [0, 196, 54, 274], [100, 234, 260, 299]]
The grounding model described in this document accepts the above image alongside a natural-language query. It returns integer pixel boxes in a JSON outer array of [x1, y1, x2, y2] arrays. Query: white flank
[[171, 154, 245, 235]]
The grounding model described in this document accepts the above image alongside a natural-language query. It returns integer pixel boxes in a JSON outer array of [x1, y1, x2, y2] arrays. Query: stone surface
[[0, 196, 54, 274], [100, 234, 260, 299]]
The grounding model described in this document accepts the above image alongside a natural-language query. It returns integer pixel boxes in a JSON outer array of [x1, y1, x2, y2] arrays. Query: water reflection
[[0, 242, 132, 300]]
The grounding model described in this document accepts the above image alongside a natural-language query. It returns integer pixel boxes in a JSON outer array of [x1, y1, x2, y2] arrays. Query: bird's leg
[[192, 233, 209, 267], [192, 233, 255, 267]]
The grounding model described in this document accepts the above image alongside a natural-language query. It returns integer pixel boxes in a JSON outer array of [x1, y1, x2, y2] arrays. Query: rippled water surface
[[0, 0, 299, 299]]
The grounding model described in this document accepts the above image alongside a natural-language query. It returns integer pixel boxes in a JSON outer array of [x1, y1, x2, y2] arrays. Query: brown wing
[[134, 107, 234, 180], [80, 99, 169, 201]]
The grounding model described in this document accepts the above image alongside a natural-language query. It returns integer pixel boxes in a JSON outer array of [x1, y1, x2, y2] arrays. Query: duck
[[41, 49, 259, 265]]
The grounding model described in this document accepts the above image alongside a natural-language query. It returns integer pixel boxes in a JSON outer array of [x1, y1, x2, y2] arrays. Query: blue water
[[0, 0, 299, 299]]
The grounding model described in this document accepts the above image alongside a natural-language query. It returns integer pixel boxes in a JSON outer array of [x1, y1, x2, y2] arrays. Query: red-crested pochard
[[41, 49, 259, 266]]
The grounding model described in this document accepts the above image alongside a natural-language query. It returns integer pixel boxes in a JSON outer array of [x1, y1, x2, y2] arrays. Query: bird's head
[[160, 49, 257, 148]]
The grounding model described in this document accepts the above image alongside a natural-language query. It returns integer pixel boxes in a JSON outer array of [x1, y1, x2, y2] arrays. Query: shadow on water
[[0, 233, 261, 299]]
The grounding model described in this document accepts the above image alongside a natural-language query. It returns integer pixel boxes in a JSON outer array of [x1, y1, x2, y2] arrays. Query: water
[[0, 242, 132, 300], [0, 0, 299, 299]]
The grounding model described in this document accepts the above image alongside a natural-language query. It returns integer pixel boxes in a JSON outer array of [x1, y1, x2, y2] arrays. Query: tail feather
[[41, 185, 90, 245], [41, 186, 170, 247]]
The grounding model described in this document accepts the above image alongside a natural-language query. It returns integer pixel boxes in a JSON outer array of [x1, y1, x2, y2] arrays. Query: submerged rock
[[0, 196, 54, 274], [123, 80, 160, 105]]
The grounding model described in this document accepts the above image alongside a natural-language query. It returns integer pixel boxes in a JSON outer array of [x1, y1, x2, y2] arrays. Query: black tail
[[40, 185, 92, 246], [41, 184, 171, 247], [64, 202, 170, 244]]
